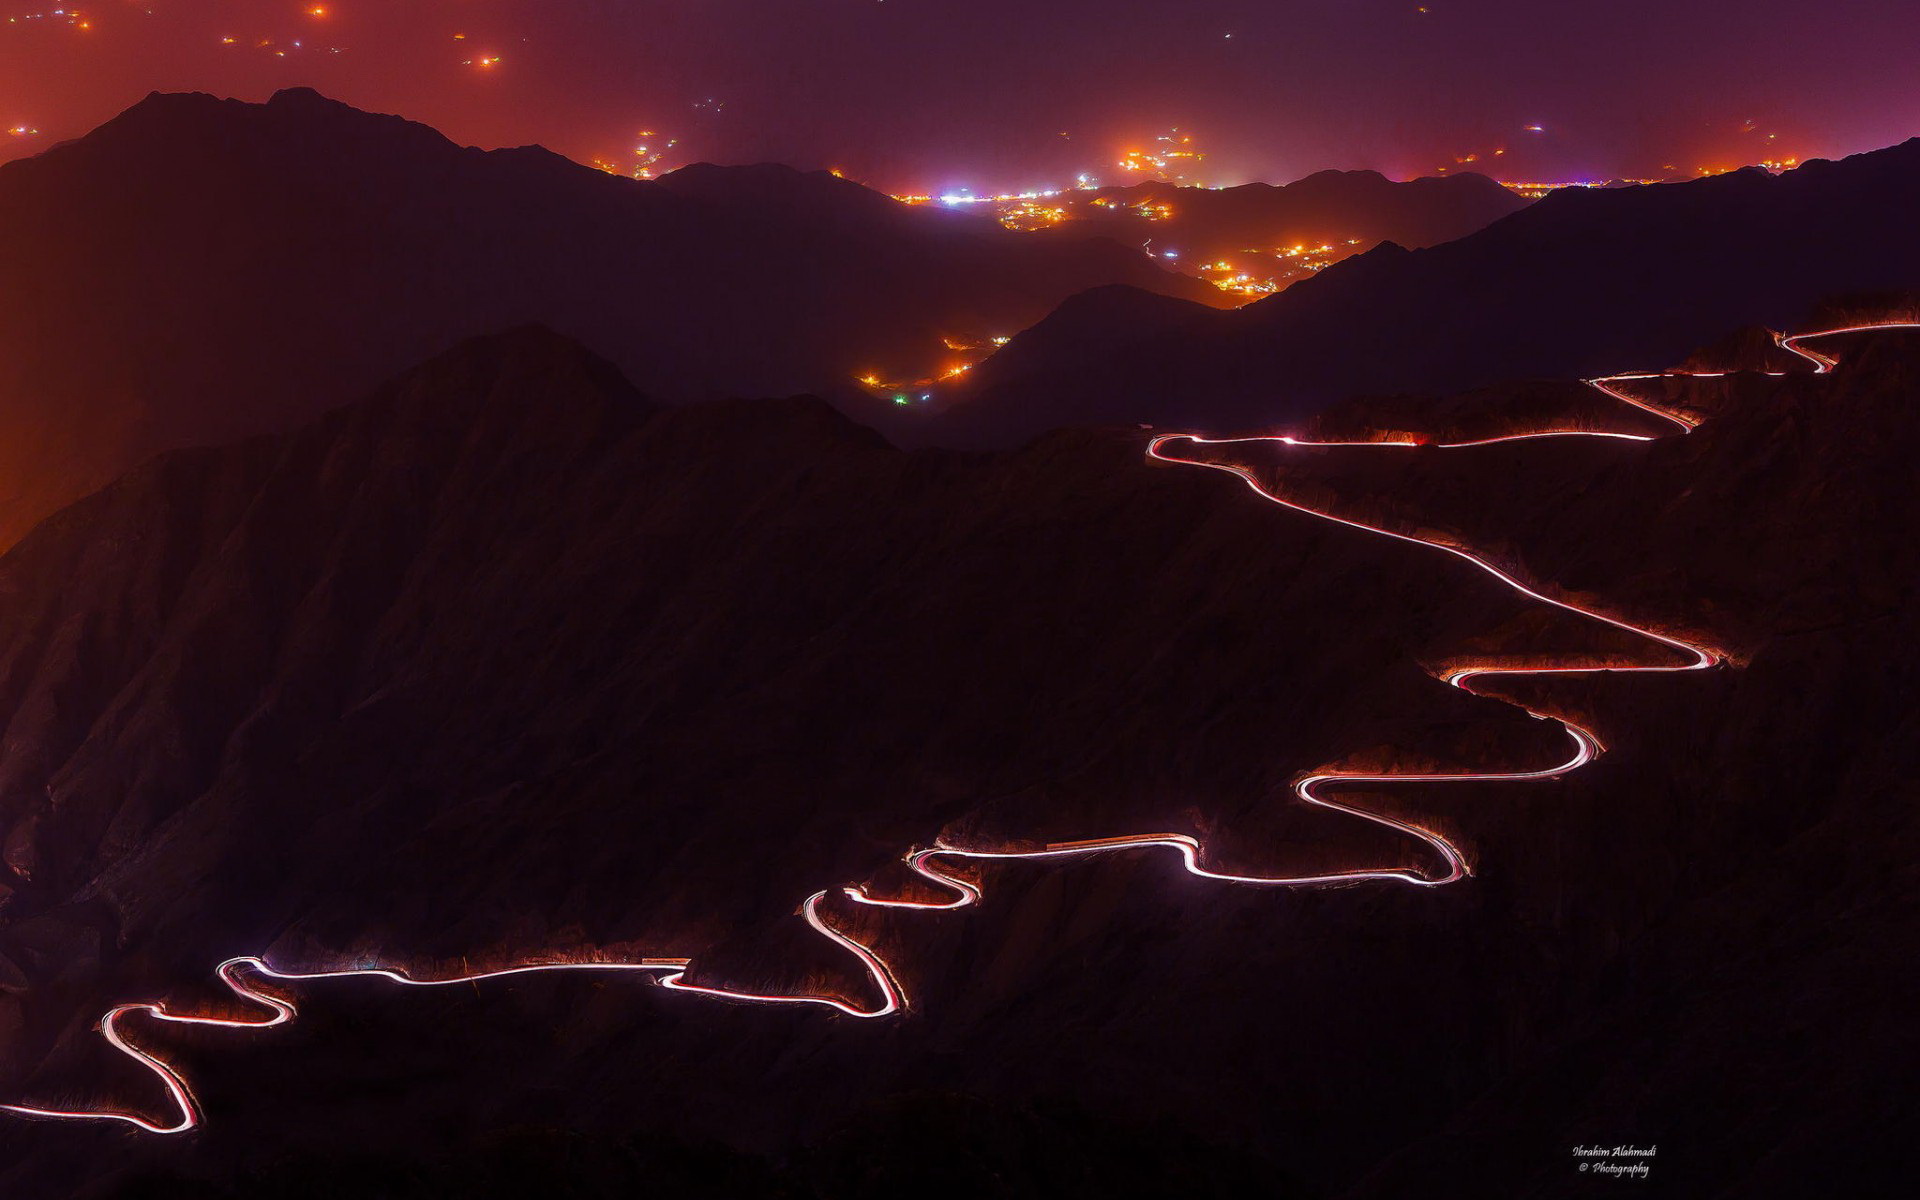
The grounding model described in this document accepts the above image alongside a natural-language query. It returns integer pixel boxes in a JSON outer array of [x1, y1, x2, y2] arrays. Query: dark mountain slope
[[0, 326, 1562, 1185], [0, 327, 1911, 1197], [939, 140, 1920, 446], [0, 87, 1220, 549]]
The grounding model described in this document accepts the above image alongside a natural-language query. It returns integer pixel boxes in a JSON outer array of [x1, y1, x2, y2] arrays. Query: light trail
[[0, 955, 688, 1134], [1778, 320, 1920, 369], [3, 322, 1906, 1136]]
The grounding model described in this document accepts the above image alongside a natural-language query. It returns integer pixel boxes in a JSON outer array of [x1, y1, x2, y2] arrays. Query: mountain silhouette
[[1036, 168, 1527, 268], [0, 87, 1223, 549], [935, 140, 1920, 446]]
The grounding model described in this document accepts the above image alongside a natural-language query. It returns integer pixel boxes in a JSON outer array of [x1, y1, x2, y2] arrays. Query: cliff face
[[0, 87, 1221, 550], [0, 326, 1912, 1197]]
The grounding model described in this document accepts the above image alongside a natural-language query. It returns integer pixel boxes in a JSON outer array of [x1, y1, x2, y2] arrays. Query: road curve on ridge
[[5, 321, 1907, 1134]]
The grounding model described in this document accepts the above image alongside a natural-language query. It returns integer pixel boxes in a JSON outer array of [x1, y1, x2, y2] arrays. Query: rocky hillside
[[0, 325, 1910, 1197]]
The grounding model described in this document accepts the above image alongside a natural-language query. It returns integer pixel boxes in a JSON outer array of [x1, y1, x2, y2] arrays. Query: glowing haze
[[2, 1, 1918, 191]]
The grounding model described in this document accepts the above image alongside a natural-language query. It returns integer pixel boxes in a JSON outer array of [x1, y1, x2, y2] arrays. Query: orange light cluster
[[1195, 239, 1366, 301], [1119, 130, 1205, 183], [1497, 178, 1662, 198], [3, 7, 93, 32], [212, 13, 346, 59], [854, 335, 1011, 404], [588, 130, 681, 180], [871, 162, 1378, 303], [997, 198, 1068, 231]]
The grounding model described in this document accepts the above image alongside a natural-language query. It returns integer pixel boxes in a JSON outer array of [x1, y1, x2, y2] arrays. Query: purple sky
[[3, 0, 1917, 190]]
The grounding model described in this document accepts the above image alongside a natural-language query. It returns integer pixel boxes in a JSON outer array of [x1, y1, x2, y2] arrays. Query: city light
[[1118, 130, 1206, 183], [853, 333, 1008, 401], [589, 129, 681, 180]]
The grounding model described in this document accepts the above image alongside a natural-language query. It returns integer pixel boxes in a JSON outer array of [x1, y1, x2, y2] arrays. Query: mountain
[[1025, 169, 1528, 293], [0, 87, 1222, 549], [933, 139, 1920, 447], [0, 323, 1910, 1196]]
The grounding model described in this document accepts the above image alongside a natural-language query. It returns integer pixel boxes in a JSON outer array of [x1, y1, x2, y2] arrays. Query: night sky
[[3, 0, 1918, 191]]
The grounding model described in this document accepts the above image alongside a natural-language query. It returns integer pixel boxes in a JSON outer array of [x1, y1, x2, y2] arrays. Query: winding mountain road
[[5, 321, 1905, 1135]]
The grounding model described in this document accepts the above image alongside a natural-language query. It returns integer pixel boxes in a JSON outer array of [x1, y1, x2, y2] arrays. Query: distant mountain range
[[1027, 170, 1528, 289], [0, 87, 1222, 548], [0, 88, 1570, 549], [934, 139, 1920, 446]]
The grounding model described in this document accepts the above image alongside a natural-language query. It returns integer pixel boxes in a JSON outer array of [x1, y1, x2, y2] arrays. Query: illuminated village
[[842, 125, 1821, 404], [853, 132, 1389, 401]]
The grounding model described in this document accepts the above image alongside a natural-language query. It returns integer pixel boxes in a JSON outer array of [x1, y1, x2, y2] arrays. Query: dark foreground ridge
[[3, 318, 1745, 1132], [0, 319, 1912, 1195]]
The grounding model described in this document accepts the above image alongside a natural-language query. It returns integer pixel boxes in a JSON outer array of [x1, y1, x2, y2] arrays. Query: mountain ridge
[[936, 136, 1920, 446], [0, 87, 1218, 549], [0, 322, 1911, 1196]]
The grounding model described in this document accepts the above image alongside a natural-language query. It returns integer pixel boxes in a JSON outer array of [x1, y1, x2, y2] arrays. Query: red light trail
[[3, 322, 1907, 1136]]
